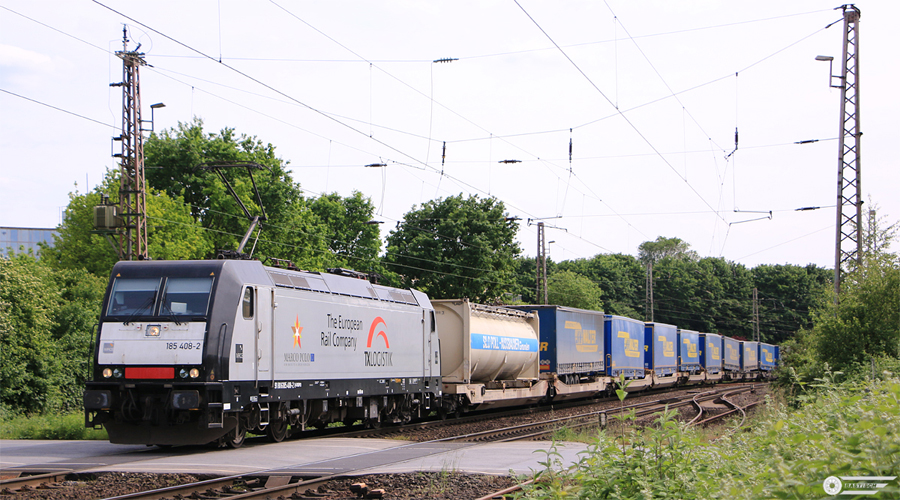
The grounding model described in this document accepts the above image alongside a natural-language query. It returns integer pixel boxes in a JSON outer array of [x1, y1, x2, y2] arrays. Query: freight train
[[83, 260, 778, 447]]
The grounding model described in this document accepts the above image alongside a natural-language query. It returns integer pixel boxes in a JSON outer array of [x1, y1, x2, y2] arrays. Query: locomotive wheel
[[226, 421, 246, 449], [365, 418, 382, 429], [266, 418, 289, 442]]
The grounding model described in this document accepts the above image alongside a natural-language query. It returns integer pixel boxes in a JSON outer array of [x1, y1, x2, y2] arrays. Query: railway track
[[332, 381, 763, 441], [439, 383, 762, 443]]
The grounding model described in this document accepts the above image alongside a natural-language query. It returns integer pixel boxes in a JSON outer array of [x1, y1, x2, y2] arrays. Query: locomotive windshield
[[107, 278, 160, 316], [160, 277, 214, 316], [106, 277, 214, 318]]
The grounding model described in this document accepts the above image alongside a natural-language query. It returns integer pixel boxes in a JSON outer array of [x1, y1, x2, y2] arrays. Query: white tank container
[[432, 299, 539, 384]]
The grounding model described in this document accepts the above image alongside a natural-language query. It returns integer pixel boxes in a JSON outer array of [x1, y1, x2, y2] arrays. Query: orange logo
[[292, 316, 302, 348], [367, 316, 389, 348]]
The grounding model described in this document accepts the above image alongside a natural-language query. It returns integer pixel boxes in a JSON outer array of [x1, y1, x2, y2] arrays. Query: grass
[[0, 412, 108, 440]]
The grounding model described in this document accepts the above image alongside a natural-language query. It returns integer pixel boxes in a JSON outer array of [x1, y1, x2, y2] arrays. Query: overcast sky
[[1, 0, 897, 269]]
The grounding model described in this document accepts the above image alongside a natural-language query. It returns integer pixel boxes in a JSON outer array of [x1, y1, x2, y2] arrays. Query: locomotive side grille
[[271, 273, 292, 287], [289, 276, 310, 289]]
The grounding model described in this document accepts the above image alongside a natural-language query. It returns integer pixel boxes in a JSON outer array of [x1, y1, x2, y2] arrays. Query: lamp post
[[146, 102, 165, 133], [816, 5, 862, 298]]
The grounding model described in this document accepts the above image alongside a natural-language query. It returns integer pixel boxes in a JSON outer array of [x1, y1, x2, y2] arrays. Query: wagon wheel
[[266, 418, 289, 442], [226, 419, 246, 449]]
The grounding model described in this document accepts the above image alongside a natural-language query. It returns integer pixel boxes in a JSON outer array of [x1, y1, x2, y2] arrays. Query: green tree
[[547, 270, 604, 311], [638, 236, 698, 266], [1, 254, 106, 414], [653, 257, 753, 338], [308, 191, 382, 272], [507, 255, 558, 305], [558, 253, 644, 317], [145, 119, 327, 268], [811, 209, 899, 370], [41, 171, 212, 277], [384, 194, 520, 302], [751, 263, 831, 344]]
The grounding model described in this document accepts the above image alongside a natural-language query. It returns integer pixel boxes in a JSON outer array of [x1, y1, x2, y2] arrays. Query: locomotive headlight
[[102, 368, 113, 378], [112, 368, 123, 378], [178, 368, 189, 379], [189, 368, 200, 379], [146, 325, 161, 337]]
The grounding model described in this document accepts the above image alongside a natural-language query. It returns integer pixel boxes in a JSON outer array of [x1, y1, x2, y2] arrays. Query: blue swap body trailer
[[604, 315, 646, 379], [677, 329, 702, 373], [759, 342, 777, 371], [723, 336, 741, 372], [644, 322, 677, 377], [700, 333, 723, 374], [741, 341, 760, 372], [507, 305, 605, 385]]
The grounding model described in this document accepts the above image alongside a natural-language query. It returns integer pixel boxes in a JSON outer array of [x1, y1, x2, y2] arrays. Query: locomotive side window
[[107, 278, 161, 316], [160, 277, 214, 316], [242, 287, 254, 319]]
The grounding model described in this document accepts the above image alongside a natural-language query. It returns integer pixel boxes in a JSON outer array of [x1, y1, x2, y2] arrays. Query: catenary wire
[[0, 88, 117, 130]]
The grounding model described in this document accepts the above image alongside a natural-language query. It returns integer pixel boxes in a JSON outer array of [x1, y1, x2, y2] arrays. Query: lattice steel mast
[[111, 27, 149, 260], [833, 4, 862, 295], [536, 222, 548, 304]]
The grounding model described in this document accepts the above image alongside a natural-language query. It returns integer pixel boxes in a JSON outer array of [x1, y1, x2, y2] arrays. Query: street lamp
[[814, 55, 842, 89], [146, 102, 166, 132]]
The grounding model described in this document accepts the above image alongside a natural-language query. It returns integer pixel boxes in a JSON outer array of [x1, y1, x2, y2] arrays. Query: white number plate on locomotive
[[98, 322, 206, 365]]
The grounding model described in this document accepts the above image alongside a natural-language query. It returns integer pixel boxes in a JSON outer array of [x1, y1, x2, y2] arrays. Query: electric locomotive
[[84, 259, 441, 447]]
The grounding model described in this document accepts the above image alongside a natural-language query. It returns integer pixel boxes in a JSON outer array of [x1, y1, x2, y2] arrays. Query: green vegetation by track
[[1, 412, 108, 440], [519, 373, 900, 499]]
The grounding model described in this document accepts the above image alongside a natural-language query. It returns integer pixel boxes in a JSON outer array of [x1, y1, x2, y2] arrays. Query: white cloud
[[0, 43, 52, 70]]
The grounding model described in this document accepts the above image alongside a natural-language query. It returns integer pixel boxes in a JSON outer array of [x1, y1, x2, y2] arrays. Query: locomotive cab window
[[242, 287, 254, 319], [107, 278, 161, 316], [160, 277, 214, 317]]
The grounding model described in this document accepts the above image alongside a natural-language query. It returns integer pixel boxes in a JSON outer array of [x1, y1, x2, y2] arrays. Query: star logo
[[292, 315, 303, 348]]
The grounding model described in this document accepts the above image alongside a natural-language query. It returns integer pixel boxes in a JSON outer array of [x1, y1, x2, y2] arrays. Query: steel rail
[[0, 469, 76, 492], [440, 386, 755, 443], [687, 389, 720, 426]]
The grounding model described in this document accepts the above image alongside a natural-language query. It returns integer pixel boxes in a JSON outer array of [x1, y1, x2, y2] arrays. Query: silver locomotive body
[[85, 260, 440, 446]]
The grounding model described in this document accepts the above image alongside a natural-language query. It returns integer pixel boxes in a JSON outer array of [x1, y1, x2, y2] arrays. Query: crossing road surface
[[0, 437, 588, 476]]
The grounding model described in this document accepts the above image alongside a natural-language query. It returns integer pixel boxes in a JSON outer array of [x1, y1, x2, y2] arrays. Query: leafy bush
[[0, 254, 106, 415], [519, 376, 900, 499], [0, 412, 108, 440]]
